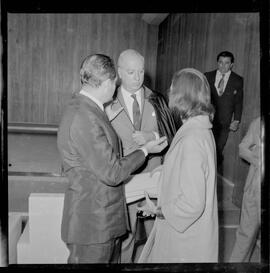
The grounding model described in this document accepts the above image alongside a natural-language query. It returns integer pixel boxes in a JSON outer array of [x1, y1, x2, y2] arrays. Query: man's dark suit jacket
[[205, 70, 243, 127], [57, 93, 145, 245]]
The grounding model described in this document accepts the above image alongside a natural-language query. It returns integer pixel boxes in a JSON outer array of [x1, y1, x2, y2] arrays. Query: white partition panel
[[16, 171, 160, 263], [17, 193, 69, 264]]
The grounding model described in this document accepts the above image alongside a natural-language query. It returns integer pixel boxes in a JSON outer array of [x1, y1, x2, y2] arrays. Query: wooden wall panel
[[8, 13, 158, 124], [156, 13, 260, 184]]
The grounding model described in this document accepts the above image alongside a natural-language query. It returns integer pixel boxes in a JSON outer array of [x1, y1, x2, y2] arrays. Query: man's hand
[[143, 136, 168, 154], [230, 120, 240, 131], [132, 131, 155, 145]]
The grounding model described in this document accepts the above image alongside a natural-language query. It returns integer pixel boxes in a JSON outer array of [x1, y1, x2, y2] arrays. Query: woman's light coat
[[139, 115, 219, 263]]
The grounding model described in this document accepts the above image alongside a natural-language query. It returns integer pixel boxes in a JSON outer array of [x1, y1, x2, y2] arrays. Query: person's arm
[[239, 120, 259, 167], [232, 77, 244, 123], [70, 112, 167, 186]]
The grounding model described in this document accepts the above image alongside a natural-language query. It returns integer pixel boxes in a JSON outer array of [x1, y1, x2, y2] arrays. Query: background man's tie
[[218, 74, 225, 96], [131, 94, 141, 130]]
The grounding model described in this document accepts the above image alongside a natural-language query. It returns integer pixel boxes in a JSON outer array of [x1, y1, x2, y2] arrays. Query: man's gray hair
[[80, 54, 116, 87]]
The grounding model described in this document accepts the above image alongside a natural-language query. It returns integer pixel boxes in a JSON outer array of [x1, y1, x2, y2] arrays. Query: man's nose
[[134, 72, 140, 81]]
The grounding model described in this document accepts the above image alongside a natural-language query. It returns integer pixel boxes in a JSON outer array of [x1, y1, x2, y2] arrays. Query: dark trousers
[[212, 123, 229, 166], [66, 237, 122, 263]]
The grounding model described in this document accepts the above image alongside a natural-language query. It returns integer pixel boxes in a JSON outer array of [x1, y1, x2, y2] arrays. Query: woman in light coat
[[138, 68, 219, 263]]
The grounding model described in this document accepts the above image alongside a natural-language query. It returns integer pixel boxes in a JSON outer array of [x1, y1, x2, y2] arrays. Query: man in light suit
[[205, 51, 244, 171], [105, 49, 175, 262], [229, 117, 262, 262], [57, 53, 167, 263]]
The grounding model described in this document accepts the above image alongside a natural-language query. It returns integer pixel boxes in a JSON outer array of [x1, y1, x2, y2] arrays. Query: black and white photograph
[[1, 1, 269, 271]]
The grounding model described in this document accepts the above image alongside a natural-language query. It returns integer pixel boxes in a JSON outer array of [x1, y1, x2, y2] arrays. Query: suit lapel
[[117, 87, 129, 118], [211, 70, 220, 94], [140, 87, 146, 120], [141, 86, 154, 128], [116, 87, 135, 131], [111, 86, 156, 132], [208, 71, 217, 85], [223, 72, 234, 94], [79, 94, 114, 131]]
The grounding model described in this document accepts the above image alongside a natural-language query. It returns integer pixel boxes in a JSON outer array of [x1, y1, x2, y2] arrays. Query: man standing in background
[[205, 51, 244, 174], [57, 53, 167, 263], [105, 49, 176, 262]]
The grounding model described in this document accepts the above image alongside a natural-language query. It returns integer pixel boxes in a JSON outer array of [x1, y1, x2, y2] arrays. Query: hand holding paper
[[143, 136, 168, 154], [137, 191, 157, 217], [132, 131, 155, 145], [229, 120, 240, 131]]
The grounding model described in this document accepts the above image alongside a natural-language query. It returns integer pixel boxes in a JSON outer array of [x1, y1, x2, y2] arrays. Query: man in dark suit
[[57, 54, 167, 263], [205, 51, 244, 170]]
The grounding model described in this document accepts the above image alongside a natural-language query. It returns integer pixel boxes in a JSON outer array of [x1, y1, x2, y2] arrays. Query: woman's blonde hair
[[169, 68, 214, 122]]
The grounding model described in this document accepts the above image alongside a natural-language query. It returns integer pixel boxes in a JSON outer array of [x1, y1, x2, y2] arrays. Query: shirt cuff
[[139, 147, 148, 157], [153, 131, 160, 140]]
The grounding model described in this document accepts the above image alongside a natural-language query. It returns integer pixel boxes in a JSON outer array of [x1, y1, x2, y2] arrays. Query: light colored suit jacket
[[239, 117, 261, 191], [105, 85, 162, 173], [139, 115, 219, 262], [57, 93, 145, 244]]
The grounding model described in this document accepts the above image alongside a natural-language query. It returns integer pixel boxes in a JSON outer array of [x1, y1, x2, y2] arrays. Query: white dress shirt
[[121, 87, 142, 124], [214, 70, 231, 93], [120, 86, 159, 140]]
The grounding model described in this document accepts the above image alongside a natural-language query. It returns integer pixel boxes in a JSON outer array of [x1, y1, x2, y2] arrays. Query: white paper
[[125, 170, 160, 204]]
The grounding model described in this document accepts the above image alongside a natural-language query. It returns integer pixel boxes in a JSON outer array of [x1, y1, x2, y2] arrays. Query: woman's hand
[[137, 191, 157, 217], [150, 165, 163, 177]]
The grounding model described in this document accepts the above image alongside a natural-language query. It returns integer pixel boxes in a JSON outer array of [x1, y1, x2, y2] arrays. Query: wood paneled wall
[[8, 13, 158, 124], [156, 13, 260, 185]]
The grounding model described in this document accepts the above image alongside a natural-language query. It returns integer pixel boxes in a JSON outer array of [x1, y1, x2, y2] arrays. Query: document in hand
[[125, 170, 160, 204]]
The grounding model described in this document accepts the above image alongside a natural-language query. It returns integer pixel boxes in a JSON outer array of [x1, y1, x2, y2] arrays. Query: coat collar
[[108, 85, 152, 120], [180, 115, 212, 131], [168, 115, 212, 153], [75, 93, 109, 120], [116, 85, 152, 101]]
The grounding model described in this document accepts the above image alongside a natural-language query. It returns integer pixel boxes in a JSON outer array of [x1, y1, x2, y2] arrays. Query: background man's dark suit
[[57, 93, 145, 262], [205, 70, 243, 164]]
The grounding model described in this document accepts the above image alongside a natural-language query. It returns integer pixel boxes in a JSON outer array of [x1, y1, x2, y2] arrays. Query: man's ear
[[117, 67, 122, 79], [101, 78, 110, 91], [230, 63, 234, 70]]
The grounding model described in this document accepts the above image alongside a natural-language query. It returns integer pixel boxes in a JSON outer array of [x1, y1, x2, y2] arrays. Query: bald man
[[105, 49, 176, 262]]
